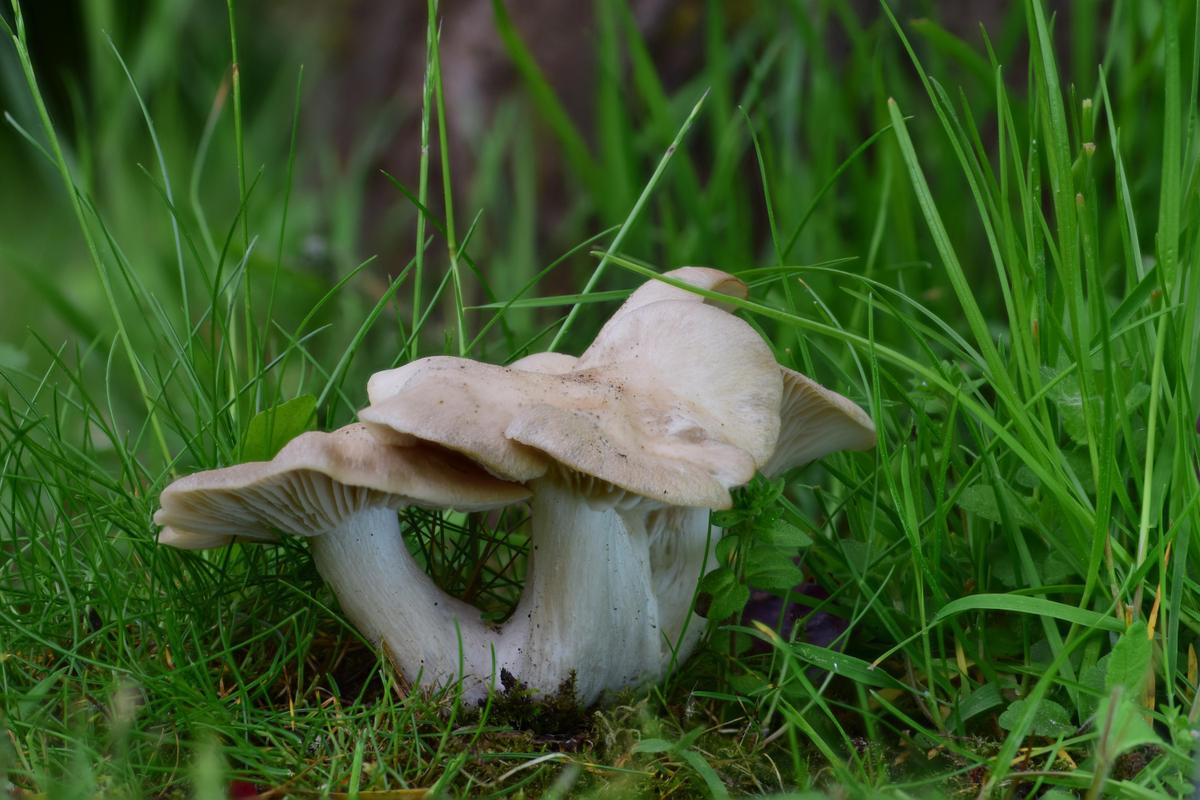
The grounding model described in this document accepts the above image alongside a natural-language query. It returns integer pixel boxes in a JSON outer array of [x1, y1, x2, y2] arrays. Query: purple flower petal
[[802, 583, 848, 650], [740, 581, 847, 655]]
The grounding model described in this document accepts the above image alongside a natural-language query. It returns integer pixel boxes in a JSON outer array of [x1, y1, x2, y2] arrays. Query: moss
[[486, 669, 590, 741]]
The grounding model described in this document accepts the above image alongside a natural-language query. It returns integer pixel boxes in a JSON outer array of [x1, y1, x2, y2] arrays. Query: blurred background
[[0, 0, 1111, 356]]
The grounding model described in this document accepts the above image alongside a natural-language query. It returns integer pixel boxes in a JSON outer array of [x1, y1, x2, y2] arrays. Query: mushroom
[[154, 423, 530, 695], [156, 268, 876, 705], [360, 267, 875, 700], [360, 287, 785, 703]]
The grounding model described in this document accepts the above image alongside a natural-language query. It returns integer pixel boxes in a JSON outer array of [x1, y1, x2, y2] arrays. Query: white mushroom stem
[[647, 507, 721, 667], [496, 476, 661, 704], [308, 506, 500, 696], [307, 480, 665, 705]]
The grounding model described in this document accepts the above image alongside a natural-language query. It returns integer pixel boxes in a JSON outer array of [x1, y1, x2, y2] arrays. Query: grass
[[1, 0, 1199, 797]]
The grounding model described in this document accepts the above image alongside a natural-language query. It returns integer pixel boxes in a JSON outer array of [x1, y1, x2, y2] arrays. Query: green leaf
[[240, 395, 317, 462], [1056, 396, 1091, 446], [1063, 450, 1097, 495], [699, 565, 736, 596], [677, 747, 732, 800], [1095, 695, 1161, 757], [997, 698, 1073, 737], [986, 543, 1017, 588], [632, 737, 674, 754], [1079, 656, 1109, 718], [788, 642, 905, 690], [727, 672, 767, 697], [700, 566, 750, 620], [1124, 383, 1152, 409], [707, 583, 750, 622], [1014, 466, 1041, 489], [1040, 550, 1076, 585], [711, 508, 751, 529], [745, 556, 804, 592], [750, 477, 786, 509], [839, 539, 871, 573], [18, 668, 66, 718], [1105, 622, 1152, 697], [956, 682, 1003, 723], [758, 519, 813, 549], [714, 535, 739, 564], [934, 594, 1124, 632], [957, 485, 1003, 523], [956, 484, 1035, 527]]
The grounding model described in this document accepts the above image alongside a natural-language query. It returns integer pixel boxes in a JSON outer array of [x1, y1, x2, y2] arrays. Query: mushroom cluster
[[156, 268, 876, 705]]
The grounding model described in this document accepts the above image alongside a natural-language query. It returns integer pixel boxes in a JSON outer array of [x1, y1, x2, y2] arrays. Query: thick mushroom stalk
[[305, 507, 499, 688], [494, 476, 661, 701]]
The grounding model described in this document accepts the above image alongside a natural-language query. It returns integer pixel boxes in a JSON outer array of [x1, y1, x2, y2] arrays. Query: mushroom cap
[[508, 351, 578, 374], [609, 268, 876, 476], [600, 267, 748, 328], [361, 346, 769, 508], [154, 423, 530, 549], [570, 300, 781, 467], [507, 301, 781, 506], [761, 367, 877, 478], [362, 360, 563, 482], [362, 281, 783, 509]]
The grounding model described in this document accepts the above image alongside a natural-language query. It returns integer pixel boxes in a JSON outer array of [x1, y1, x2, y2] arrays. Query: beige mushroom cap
[[507, 300, 783, 506], [571, 299, 782, 468], [508, 351, 578, 374], [607, 268, 876, 478], [154, 423, 530, 549], [362, 293, 784, 508], [761, 367, 877, 478], [600, 267, 748, 326], [362, 360, 563, 481], [504, 401, 755, 508]]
